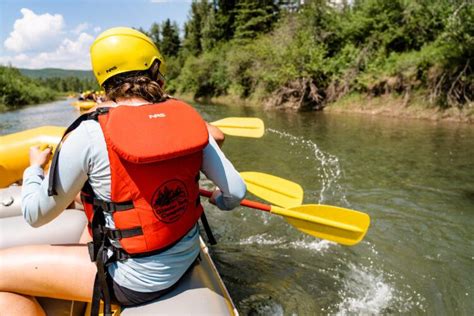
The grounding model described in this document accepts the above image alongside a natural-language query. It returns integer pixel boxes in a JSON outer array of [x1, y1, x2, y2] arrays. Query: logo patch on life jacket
[[148, 113, 166, 119], [151, 180, 188, 223]]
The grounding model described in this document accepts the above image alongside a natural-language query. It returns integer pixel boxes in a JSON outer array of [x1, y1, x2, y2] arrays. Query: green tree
[[161, 19, 181, 57], [201, 6, 219, 51], [233, 0, 279, 41], [214, 0, 238, 41], [183, 1, 209, 56], [149, 22, 162, 49]]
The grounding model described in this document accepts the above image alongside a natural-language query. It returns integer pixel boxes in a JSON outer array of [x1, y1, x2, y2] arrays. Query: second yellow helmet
[[90, 27, 166, 86]]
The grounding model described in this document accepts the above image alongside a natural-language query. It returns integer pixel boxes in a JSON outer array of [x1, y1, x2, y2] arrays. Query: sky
[[0, 0, 192, 70]]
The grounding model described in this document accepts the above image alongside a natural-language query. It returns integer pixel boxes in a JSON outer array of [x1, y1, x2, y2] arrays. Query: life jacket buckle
[[89, 107, 110, 120], [113, 248, 130, 262], [93, 199, 115, 213], [106, 228, 122, 240]]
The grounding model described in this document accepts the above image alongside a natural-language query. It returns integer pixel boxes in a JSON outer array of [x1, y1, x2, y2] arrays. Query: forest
[[142, 0, 472, 112], [1, 0, 472, 114]]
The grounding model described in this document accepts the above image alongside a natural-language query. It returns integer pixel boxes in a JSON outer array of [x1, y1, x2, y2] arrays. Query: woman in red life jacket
[[0, 27, 246, 315]]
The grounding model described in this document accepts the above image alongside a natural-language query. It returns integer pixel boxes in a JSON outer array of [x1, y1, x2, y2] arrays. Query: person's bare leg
[[79, 225, 92, 243], [0, 292, 46, 316], [0, 244, 96, 302]]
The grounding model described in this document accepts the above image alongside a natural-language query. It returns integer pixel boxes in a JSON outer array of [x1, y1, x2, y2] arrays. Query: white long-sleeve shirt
[[22, 118, 246, 292]]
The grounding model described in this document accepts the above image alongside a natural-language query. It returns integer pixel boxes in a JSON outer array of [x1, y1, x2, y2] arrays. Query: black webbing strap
[[106, 226, 143, 240], [200, 212, 217, 245], [48, 107, 110, 196], [89, 202, 113, 316], [93, 198, 134, 213]]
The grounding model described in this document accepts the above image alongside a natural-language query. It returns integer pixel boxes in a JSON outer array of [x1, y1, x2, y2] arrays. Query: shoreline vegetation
[[0, 66, 57, 111], [0, 65, 97, 112], [1, 0, 472, 124], [162, 0, 472, 123], [181, 93, 473, 124]]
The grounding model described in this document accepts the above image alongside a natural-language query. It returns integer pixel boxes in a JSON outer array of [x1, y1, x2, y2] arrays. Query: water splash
[[238, 233, 335, 253], [334, 263, 394, 315], [238, 234, 286, 246], [288, 239, 335, 252], [267, 128, 348, 205], [330, 260, 426, 315]]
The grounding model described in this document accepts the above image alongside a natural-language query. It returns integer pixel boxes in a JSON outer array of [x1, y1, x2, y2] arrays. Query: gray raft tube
[[0, 186, 238, 316]]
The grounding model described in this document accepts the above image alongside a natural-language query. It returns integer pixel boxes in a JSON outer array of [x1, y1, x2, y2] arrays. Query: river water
[[1, 99, 473, 315]]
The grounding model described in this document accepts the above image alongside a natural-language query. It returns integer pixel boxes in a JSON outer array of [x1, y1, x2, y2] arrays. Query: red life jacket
[[50, 99, 209, 256], [48, 99, 209, 315]]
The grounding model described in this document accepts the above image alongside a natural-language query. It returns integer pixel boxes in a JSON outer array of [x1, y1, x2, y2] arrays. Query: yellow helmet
[[90, 27, 166, 86]]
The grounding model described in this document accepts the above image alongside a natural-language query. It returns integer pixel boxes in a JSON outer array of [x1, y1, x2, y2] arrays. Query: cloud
[[72, 22, 90, 35], [0, 8, 102, 69], [4, 8, 65, 53], [0, 32, 94, 70]]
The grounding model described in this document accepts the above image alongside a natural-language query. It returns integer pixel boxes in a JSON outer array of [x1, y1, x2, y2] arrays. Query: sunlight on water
[[238, 233, 286, 246], [237, 233, 335, 253], [287, 239, 335, 252]]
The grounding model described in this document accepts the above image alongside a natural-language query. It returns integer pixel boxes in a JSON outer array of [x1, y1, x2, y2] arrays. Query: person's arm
[[21, 124, 91, 227], [206, 123, 225, 147], [201, 136, 246, 210]]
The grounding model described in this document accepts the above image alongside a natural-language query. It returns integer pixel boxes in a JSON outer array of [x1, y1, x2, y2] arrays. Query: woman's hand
[[209, 189, 221, 205], [29, 145, 52, 168]]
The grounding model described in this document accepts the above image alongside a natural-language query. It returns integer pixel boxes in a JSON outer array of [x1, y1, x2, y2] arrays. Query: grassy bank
[[326, 93, 474, 123], [178, 90, 473, 124]]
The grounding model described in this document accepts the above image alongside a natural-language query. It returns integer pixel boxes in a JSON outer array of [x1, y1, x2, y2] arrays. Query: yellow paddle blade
[[241, 172, 303, 208], [210, 117, 264, 138], [271, 204, 370, 246]]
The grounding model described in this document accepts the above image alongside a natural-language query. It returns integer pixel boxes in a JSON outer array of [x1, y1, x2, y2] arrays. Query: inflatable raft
[[0, 186, 238, 315], [0, 126, 65, 188], [71, 101, 97, 113]]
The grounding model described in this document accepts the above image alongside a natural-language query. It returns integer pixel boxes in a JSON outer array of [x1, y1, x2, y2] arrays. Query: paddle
[[199, 189, 370, 246], [240, 171, 303, 208], [210, 117, 264, 138]]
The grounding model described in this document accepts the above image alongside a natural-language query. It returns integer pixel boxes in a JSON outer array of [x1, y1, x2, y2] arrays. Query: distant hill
[[19, 68, 94, 80]]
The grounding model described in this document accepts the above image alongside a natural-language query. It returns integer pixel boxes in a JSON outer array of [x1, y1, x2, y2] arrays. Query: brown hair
[[102, 61, 167, 103]]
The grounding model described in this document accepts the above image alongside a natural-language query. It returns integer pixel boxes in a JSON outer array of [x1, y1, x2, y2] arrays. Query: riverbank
[[325, 94, 474, 124], [0, 95, 69, 113], [181, 93, 474, 124]]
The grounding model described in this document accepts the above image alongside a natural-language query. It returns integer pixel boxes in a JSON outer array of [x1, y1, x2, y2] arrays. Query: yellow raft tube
[[71, 101, 96, 113], [0, 126, 65, 187]]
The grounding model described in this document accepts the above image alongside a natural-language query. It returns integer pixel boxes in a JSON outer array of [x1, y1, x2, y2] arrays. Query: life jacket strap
[[200, 212, 217, 245], [105, 226, 143, 240], [48, 107, 110, 196], [92, 198, 134, 213], [89, 194, 113, 316]]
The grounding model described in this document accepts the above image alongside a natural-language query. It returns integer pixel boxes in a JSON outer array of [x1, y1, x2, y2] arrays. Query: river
[[1, 99, 473, 315]]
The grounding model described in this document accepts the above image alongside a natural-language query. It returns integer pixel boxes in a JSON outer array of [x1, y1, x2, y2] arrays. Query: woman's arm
[[201, 136, 246, 210], [206, 123, 225, 147], [21, 125, 91, 227]]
